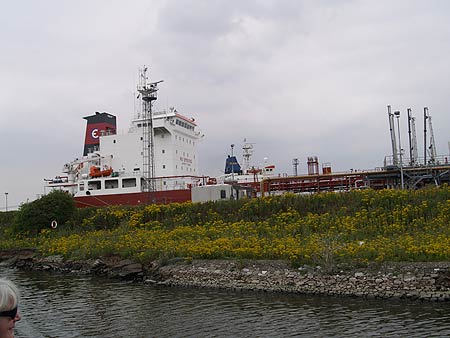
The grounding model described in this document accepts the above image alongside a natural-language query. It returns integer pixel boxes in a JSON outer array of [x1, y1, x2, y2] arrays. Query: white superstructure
[[101, 108, 202, 182], [45, 107, 205, 206]]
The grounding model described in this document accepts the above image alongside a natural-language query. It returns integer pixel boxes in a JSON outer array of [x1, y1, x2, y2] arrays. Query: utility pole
[[424, 107, 428, 166], [5, 192, 8, 212]]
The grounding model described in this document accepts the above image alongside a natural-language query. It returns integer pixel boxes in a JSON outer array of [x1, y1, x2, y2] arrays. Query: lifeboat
[[89, 166, 113, 178]]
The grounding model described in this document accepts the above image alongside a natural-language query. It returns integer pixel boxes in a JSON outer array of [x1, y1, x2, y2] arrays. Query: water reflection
[[1, 267, 449, 337]]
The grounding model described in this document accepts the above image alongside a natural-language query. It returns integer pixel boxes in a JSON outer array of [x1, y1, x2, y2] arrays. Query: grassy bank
[[1, 186, 449, 269]]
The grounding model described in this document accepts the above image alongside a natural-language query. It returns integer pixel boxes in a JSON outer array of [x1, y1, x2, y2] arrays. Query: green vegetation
[[10, 190, 75, 235], [1, 186, 450, 270], [0, 210, 16, 227]]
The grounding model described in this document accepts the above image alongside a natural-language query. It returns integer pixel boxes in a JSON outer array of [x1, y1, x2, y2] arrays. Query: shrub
[[12, 191, 75, 235], [0, 211, 17, 228]]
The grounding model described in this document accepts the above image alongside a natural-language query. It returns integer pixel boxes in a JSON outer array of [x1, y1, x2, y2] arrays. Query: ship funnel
[[225, 155, 242, 175], [83, 112, 117, 156]]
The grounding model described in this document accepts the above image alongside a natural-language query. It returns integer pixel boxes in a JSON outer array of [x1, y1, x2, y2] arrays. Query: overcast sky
[[1, 0, 450, 209]]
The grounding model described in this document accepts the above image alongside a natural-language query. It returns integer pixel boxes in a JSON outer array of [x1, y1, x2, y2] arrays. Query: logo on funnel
[[91, 128, 99, 139]]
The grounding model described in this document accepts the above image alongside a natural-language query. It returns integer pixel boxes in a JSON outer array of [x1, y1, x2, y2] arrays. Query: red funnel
[[83, 112, 116, 155]]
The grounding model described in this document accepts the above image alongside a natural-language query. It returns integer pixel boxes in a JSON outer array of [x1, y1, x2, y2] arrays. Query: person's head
[[0, 279, 21, 338]]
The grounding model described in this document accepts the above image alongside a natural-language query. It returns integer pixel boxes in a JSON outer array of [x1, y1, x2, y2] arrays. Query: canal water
[[1, 267, 449, 338]]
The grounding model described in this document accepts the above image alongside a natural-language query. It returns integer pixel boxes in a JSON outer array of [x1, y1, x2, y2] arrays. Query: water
[[1, 267, 450, 337]]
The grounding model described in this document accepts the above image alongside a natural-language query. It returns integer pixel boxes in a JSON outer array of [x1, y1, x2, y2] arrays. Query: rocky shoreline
[[1, 249, 450, 301]]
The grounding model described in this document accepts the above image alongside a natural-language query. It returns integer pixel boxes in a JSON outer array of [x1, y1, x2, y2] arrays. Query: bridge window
[[105, 179, 119, 189], [88, 180, 101, 190], [122, 178, 137, 188]]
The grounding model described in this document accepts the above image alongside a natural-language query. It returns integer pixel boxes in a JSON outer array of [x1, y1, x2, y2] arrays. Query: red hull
[[74, 190, 192, 208]]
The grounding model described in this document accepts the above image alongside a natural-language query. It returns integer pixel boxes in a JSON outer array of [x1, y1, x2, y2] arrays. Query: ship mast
[[137, 66, 163, 196], [242, 139, 254, 173]]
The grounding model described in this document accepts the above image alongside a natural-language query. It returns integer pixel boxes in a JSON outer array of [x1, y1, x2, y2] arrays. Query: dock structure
[[255, 105, 449, 196], [258, 161, 450, 196]]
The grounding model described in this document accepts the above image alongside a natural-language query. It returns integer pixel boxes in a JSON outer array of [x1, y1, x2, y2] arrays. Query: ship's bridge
[[132, 108, 199, 138]]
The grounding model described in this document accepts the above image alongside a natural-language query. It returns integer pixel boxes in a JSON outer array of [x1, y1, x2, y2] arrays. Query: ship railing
[[384, 154, 450, 168]]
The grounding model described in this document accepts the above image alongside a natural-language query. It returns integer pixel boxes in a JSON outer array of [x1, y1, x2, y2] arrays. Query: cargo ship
[[45, 68, 208, 208]]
